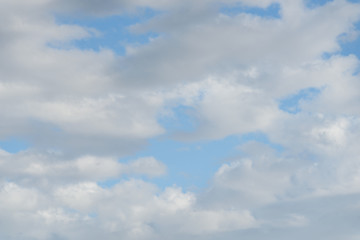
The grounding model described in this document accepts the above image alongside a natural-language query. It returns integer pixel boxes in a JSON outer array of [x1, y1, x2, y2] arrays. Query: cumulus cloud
[[0, 177, 257, 240], [0, 150, 166, 185], [1, 0, 360, 239]]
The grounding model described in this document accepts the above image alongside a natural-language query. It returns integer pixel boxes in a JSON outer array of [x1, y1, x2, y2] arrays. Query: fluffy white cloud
[[0, 176, 257, 240], [0, 150, 167, 185], [1, 0, 360, 239]]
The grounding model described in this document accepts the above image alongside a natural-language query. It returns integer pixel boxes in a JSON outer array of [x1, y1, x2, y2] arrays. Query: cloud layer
[[1, 0, 360, 239]]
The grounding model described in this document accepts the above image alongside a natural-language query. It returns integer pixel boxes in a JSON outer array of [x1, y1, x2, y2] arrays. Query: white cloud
[[0, 0, 359, 152], [127, 157, 167, 177], [1, 0, 360, 239], [0, 177, 257, 240], [0, 150, 167, 186], [0, 182, 39, 211]]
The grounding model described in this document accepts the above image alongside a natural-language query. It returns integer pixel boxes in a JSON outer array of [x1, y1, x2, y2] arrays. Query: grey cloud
[[48, 0, 278, 17], [0, 0, 359, 153], [117, 0, 360, 90]]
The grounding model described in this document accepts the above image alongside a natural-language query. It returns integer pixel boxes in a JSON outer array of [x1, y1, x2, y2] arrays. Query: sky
[[1, 0, 360, 239]]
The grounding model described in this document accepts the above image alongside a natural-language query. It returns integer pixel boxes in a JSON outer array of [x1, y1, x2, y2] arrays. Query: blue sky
[[1, 0, 360, 239], [54, 8, 160, 55], [0, 138, 29, 154]]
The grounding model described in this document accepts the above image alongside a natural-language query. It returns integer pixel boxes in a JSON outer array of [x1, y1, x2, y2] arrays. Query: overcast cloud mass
[[1, 0, 360, 239]]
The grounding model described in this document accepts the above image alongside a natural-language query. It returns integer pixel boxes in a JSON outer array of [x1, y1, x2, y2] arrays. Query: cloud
[[127, 157, 167, 177], [0, 150, 167, 186], [0, 177, 257, 240], [0, 0, 359, 152], [1, 0, 360, 239], [122, 0, 360, 88]]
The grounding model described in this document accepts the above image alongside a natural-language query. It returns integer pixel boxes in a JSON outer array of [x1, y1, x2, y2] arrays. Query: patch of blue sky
[[323, 19, 360, 73], [321, 52, 333, 60], [304, 0, 334, 9], [0, 137, 29, 153], [115, 133, 284, 191], [305, 0, 360, 8], [117, 135, 241, 191], [54, 8, 160, 55], [158, 105, 198, 134], [339, 21, 360, 61], [101, 105, 285, 191], [279, 87, 322, 114], [238, 132, 284, 153], [220, 3, 281, 19]]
